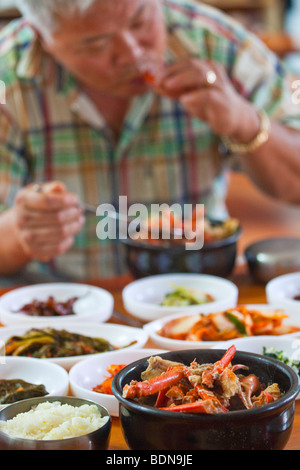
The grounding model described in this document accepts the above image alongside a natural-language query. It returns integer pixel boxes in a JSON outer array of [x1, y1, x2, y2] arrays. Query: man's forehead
[[52, 0, 153, 42], [83, 0, 150, 21]]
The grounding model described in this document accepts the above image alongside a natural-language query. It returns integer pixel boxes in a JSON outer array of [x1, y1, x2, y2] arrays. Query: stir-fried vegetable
[[161, 285, 214, 307], [0, 379, 48, 404], [5, 328, 116, 358]]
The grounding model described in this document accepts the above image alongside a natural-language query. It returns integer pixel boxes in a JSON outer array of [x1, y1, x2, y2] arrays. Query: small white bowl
[[266, 273, 300, 310], [69, 348, 167, 417], [0, 283, 114, 327], [122, 273, 239, 322], [0, 356, 69, 410], [212, 336, 300, 399], [0, 322, 148, 370], [143, 304, 300, 351]]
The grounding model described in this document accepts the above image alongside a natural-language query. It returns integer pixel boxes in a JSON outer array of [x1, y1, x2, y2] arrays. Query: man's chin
[[81, 77, 150, 98], [117, 78, 150, 96]]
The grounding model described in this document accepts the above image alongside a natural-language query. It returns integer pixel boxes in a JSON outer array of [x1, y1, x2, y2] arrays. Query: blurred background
[[1, 0, 300, 257]]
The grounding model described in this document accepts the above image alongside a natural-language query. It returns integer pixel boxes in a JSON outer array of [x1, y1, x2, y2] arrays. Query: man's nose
[[114, 31, 143, 66]]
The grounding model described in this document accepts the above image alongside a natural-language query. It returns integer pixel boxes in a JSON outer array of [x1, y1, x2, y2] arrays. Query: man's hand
[[13, 181, 85, 262], [155, 58, 261, 143]]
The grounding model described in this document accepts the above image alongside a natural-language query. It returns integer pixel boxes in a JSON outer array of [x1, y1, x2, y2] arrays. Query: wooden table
[[1, 172, 300, 450]]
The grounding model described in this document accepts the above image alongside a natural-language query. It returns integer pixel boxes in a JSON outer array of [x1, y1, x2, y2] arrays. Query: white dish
[[0, 356, 69, 410], [212, 335, 300, 399], [266, 273, 300, 310], [122, 273, 238, 322], [0, 322, 148, 370], [143, 304, 300, 351], [69, 348, 167, 417], [0, 283, 114, 326]]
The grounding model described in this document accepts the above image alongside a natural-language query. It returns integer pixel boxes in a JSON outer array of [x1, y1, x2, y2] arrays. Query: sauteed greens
[[5, 327, 116, 358]]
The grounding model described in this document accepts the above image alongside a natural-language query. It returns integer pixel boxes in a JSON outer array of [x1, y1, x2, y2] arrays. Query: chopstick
[[82, 203, 98, 215], [82, 204, 131, 225], [112, 309, 145, 328]]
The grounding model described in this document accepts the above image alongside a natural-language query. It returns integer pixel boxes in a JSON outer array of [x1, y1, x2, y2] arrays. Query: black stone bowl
[[0, 396, 111, 450], [120, 224, 241, 279], [111, 349, 300, 450]]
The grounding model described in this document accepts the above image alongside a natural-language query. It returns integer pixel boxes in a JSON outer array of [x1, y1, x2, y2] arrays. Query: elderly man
[[0, 0, 299, 281]]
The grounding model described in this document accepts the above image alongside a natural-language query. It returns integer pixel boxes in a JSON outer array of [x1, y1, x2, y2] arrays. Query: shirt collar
[[16, 26, 50, 81], [16, 27, 78, 97]]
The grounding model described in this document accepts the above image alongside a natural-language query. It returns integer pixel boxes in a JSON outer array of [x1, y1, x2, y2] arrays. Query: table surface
[[1, 172, 300, 450]]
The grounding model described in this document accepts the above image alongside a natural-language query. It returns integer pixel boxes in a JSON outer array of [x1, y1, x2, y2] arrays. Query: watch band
[[221, 109, 271, 154]]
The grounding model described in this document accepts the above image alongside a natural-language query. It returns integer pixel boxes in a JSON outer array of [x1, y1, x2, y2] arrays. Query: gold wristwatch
[[221, 109, 271, 154]]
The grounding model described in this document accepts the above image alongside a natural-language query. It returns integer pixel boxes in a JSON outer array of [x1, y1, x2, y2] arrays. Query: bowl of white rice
[[0, 396, 111, 450]]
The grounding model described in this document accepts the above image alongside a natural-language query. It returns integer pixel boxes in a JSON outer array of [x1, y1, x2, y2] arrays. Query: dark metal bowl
[[0, 396, 111, 450], [112, 349, 300, 450], [120, 224, 241, 279], [245, 237, 300, 284]]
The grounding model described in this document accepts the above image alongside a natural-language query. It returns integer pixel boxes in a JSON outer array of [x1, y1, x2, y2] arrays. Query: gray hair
[[16, 0, 100, 39]]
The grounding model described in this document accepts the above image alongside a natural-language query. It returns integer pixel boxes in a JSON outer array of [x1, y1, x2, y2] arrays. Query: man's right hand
[[12, 181, 85, 263]]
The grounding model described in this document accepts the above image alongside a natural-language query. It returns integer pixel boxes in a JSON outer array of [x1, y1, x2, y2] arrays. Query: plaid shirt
[[0, 0, 299, 279]]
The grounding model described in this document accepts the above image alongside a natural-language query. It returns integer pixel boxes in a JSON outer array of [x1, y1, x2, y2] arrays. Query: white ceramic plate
[[69, 348, 167, 417], [0, 322, 148, 370], [0, 356, 69, 410], [0, 283, 114, 326], [266, 273, 300, 311], [212, 335, 300, 399], [143, 304, 300, 351], [122, 273, 239, 322]]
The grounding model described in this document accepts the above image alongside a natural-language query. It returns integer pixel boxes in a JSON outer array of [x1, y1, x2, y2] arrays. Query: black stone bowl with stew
[[120, 223, 241, 279], [112, 349, 300, 450]]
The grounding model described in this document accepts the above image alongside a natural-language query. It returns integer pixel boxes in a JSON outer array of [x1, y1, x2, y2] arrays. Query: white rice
[[0, 401, 108, 440]]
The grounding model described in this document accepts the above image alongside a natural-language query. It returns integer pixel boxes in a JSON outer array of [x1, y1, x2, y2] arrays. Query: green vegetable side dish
[[0, 379, 48, 404], [4, 328, 136, 359], [263, 347, 300, 376], [161, 285, 214, 307]]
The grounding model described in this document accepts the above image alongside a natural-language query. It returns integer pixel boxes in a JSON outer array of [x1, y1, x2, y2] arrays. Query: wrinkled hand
[[155, 58, 260, 142], [13, 181, 85, 262]]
